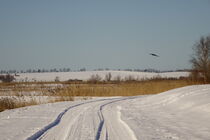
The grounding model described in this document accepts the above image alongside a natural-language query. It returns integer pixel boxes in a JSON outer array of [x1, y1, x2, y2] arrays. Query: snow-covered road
[[1, 85, 210, 140], [27, 97, 140, 140]]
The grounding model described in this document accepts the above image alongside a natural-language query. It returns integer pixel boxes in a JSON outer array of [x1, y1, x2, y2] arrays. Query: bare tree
[[124, 75, 136, 81], [190, 35, 210, 82], [105, 73, 112, 81], [88, 74, 102, 83], [113, 75, 122, 82]]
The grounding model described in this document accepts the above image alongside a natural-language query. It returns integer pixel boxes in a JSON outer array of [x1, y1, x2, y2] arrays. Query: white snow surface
[[0, 85, 210, 140], [15, 71, 189, 82]]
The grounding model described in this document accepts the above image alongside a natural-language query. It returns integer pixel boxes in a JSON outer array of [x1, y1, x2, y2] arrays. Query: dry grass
[[0, 78, 204, 112], [0, 96, 74, 112], [0, 82, 64, 96], [0, 82, 74, 112], [0, 97, 37, 112], [56, 79, 203, 97]]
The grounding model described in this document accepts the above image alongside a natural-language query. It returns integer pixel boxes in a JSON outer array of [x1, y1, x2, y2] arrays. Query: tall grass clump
[[0, 97, 16, 111], [0, 97, 38, 112]]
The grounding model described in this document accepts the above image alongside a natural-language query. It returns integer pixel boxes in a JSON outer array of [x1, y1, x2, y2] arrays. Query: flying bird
[[149, 53, 159, 57]]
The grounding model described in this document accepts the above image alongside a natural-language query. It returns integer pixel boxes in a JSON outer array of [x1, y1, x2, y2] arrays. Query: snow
[[15, 71, 189, 82], [116, 106, 137, 140], [0, 85, 210, 140]]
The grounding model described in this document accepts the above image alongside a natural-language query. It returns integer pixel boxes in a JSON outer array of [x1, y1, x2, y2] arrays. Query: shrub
[[105, 73, 112, 81], [0, 74, 15, 82], [113, 75, 122, 82], [55, 76, 60, 82], [88, 74, 102, 83], [124, 75, 136, 81]]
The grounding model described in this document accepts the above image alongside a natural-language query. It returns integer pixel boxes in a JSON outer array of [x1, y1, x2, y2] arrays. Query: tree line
[[0, 68, 188, 75]]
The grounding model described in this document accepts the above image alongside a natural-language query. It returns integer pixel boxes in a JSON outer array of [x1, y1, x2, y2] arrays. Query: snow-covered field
[[0, 85, 209, 140], [15, 71, 189, 82]]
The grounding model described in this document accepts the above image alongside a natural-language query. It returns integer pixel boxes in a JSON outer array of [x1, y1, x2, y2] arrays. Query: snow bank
[[121, 85, 210, 140]]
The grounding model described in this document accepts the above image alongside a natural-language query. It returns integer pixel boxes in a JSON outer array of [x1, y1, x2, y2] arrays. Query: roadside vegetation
[[56, 78, 202, 97], [0, 97, 37, 112], [0, 76, 204, 112]]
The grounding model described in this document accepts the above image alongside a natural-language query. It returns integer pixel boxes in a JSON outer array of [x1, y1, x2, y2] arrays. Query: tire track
[[95, 97, 138, 140], [26, 98, 117, 140]]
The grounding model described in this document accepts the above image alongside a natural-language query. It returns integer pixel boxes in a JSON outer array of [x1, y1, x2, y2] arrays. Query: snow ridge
[[117, 106, 137, 140]]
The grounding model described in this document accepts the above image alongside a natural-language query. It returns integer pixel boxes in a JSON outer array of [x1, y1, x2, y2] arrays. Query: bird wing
[[150, 53, 159, 57]]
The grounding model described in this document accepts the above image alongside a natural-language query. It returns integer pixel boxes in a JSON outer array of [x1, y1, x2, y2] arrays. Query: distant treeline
[[0, 68, 190, 74]]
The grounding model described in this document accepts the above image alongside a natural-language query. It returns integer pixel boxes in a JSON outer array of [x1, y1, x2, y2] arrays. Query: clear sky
[[1, 0, 210, 71]]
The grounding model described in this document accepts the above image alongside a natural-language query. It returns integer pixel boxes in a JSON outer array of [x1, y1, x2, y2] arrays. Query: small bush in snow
[[55, 76, 60, 82], [88, 74, 102, 83], [0, 74, 15, 82], [105, 73, 112, 82]]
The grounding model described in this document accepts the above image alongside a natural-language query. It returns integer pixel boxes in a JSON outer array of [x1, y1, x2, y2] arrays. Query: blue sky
[[0, 0, 210, 71]]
